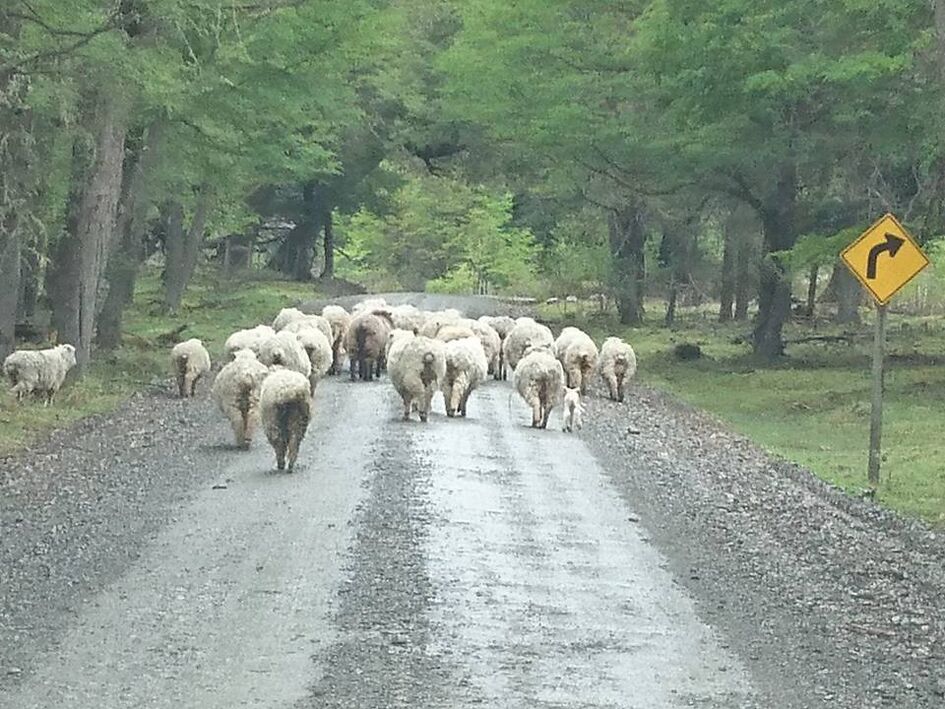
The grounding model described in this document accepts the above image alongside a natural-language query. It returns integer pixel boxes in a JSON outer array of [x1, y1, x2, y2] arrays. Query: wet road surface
[[0, 377, 755, 708]]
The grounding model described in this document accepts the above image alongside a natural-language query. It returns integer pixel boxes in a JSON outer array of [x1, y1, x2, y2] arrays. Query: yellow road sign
[[840, 213, 930, 305]]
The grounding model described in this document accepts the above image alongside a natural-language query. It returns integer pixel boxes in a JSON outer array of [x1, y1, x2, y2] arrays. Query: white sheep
[[352, 297, 388, 315], [554, 326, 599, 395], [390, 304, 427, 334], [385, 328, 416, 370], [468, 319, 501, 380], [259, 368, 313, 471], [388, 335, 447, 422], [561, 387, 584, 432], [480, 315, 515, 379], [419, 309, 462, 338], [293, 326, 333, 394], [513, 344, 564, 429], [435, 323, 477, 343], [3, 344, 77, 405], [441, 336, 489, 418], [211, 349, 269, 449], [503, 319, 555, 373], [281, 314, 334, 345], [224, 325, 275, 360], [321, 305, 351, 375], [599, 336, 638, 402], [272, 307, 307, 332], [257, 331, 312, 379], [170, 338, 211, 398]]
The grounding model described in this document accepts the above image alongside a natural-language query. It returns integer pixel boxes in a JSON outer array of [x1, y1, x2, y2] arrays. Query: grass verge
[[545, 301, 945, 525], [0, 269, 317, 456]]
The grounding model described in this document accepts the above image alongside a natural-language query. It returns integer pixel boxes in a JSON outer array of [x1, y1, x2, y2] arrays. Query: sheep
[[3, 344, 77, 405], [468, 319, 502, 380], [257, 331, 312, 379], [224, 325, 275, 360], [293, 326, 333, 394], [170, 338, 212, 398], [352, 297, 388, 315], [513, 344, 564, 429], [435, 323, 477, 343], [259, 368, 312, 471], [321, 305, 351, 375], [561, 387, 584, 432], [388, 335, 447, 422], [282, 314, 334, 345], [441, 336, 489, 418], [554, 326, 599, 395], [211, 349, 269, 449], [272, 307, 307, 332], [503, 319, 554, 373], [599, 336, 638, 403], [480, 315, 515, 379], [390, 304, 426, 334], [385, 328, 416, 370], [419, 309, 462, 339], [344, 310, 393, 381]]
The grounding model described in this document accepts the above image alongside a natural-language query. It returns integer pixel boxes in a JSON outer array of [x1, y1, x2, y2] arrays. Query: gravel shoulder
[[583, 381, 945, 708]]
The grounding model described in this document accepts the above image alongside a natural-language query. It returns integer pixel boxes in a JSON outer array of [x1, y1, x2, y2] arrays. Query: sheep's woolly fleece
[[211, 349, 269, 448], [2, 344, 77, 404], [388, 335, 447, 422]]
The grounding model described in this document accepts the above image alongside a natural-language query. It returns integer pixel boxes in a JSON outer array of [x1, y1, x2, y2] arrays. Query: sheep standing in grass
[[344, 311, 392, 381], [293, 327, 333, 393], [170, 339, 211, 398], [503, 318, 555, 373], [259, 368, 312, 471], [561, 387, 584, 432], [3, 344, 77, 405], [441, 337, 489, 418], [257, 331, 312, 379], [272, 307, 307, 332], [388, 336, 446, 422], [211, 349, 269, 449], [224, 325, 275, 360], [480, 315, 515, 380], [554, 326, 599, 395], [321, 305, 351, 375], [513, 344, 564, 429], [599, 336, 637, 402]]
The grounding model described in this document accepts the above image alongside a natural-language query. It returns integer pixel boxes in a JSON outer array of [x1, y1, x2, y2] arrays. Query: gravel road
[[1, 294, 944, 707]]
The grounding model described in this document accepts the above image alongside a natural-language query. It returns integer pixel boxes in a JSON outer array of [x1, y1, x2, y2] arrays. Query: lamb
[[259, 368, 313, 471], [441, 336, 489, 418], [211, 349, 269, 449], [3, 343, 77, 405], [282, 314, 334, 345], [293, 326, 333, 393], [599, 336, 638, 402], [480, 315, 515, 380], [224, 325, 275, 360], [272, 307, 307, 332], [344, 310, 393, 381], [554, 326, 599, 395], [170, 338, 212, 398], [503, 319, 555, 373], [388, 335, 447, 422], [257, 331, 312, 379], [513, 344, 565, 429], [321, 305, 351, 374], [561, 387, 584, 432]]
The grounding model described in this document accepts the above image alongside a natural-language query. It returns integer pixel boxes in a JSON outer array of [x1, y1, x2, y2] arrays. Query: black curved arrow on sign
[[866, 233, 905, 279]]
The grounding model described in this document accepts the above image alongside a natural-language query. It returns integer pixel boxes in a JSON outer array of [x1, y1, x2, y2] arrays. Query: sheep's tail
[[420, 351, 437, 386], [236, 378, 254, 432], [276, 389, 310, 447]]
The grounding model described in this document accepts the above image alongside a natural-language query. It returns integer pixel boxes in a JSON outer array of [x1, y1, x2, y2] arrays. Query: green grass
[[545, 300, 945, 525], [0, 268, 318, 455]]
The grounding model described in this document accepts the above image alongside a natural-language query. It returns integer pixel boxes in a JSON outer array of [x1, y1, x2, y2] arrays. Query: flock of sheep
[[2, 298, 638, 472]]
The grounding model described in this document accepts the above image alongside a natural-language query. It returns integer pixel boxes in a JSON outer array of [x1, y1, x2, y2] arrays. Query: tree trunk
[[17, 243, 39, 322], [805, 264, 819, 318], [608, 205, 646, 325], [664, 274, 678, 328], [934, 0, 945, 83], [164, 187, 211, 313], [321, 209, 335, 279], [719, 216, 736, 322], [0, 219, 20, 361], [48, 92, 128, 369], [97, 119, 165, 349], [752, 162, 797, 359], [734, 237, 752, 321], [834, 263, 862, 324]]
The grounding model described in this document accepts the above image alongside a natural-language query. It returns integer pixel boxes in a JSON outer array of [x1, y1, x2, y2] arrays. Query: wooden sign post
[[840, 213, 929, 487]]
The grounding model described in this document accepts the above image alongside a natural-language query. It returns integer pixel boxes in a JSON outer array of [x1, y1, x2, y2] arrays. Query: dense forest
[[2, 0, 945, 370]]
